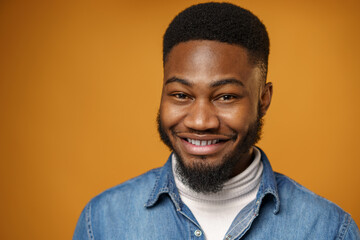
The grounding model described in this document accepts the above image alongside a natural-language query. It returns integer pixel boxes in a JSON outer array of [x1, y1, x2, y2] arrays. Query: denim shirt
[[73, 149, 360, 240]]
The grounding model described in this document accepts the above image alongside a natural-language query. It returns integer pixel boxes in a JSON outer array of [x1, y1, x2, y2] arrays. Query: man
[[73, 2, 359, 239]]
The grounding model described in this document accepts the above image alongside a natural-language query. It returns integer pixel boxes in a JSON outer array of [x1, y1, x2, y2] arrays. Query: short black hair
[[163, 2, 270, 81]]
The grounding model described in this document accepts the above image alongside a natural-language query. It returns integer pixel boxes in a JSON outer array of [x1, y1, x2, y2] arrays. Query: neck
[[230, 147, 254, 178]]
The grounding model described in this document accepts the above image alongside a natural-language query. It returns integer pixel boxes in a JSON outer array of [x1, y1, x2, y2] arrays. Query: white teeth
[[187, 138, 220, 146]]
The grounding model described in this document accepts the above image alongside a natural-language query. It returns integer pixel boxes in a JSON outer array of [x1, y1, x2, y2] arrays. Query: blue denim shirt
[[73, 149, 360, 239]]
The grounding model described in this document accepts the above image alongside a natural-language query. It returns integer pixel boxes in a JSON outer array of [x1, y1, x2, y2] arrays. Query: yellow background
[[0, 0, 359, 239]]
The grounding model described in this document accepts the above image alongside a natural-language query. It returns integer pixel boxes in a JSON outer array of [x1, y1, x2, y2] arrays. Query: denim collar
[[145, 147, 280, 214], [256, 147, 280, 214]]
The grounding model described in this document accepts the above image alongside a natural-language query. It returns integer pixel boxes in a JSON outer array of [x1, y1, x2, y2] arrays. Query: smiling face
[[158, 40, 272, 192]]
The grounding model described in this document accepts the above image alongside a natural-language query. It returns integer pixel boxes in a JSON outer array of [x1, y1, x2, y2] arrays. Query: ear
[[259, 82, 273, 117]]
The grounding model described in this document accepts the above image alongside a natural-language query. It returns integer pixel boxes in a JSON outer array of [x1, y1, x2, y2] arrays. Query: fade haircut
[[163, 2, 270, 81]]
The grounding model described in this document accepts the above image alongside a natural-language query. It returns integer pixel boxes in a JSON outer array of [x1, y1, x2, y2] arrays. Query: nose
[[183, 99, 220, 131]]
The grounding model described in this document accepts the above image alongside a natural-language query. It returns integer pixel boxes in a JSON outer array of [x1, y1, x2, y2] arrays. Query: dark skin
[[160, 40, 273, 177]]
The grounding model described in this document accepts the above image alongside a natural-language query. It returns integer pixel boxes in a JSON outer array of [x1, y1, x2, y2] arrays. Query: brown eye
[[174, 93, 188, 99], [219, 95, 236, 101]]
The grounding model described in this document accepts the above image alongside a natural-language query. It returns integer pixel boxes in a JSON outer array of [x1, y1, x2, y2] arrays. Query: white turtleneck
[[172, 147, 263, 240]]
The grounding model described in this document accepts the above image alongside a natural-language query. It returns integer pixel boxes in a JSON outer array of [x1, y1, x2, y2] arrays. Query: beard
[[157, 106, 263, 194]]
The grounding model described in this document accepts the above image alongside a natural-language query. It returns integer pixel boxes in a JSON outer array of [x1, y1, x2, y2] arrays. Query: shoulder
[[90, 167, 161, 209], [73, 167, 162, 239], [274, 172, 359, 239], [274, 172, 345, 215]]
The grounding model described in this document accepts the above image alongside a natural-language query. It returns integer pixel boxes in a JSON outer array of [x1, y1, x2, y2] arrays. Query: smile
[[186, 138, 220, 146], [177, 135, 230, 156]]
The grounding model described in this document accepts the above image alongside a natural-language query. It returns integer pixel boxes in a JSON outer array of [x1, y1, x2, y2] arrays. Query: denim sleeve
[[342, 217, 360, 240], [73, 203, 93, 240]]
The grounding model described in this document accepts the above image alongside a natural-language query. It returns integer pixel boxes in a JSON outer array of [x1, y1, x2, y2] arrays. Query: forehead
[[164, 40, 259, 86]]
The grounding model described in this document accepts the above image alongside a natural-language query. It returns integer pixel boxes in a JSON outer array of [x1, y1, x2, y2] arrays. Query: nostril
[[183, 111, 220, 131]]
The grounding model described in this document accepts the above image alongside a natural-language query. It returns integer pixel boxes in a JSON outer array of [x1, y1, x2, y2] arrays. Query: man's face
[[158, 40, 272, 192]]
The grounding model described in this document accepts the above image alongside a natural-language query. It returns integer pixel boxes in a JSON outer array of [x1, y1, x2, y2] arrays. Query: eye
[[169, 92, 192, 102], [173, 93, 188, 99], [218, 94, 237, 101]]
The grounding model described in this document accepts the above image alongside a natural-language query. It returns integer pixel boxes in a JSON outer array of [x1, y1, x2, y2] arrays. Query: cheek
[[159, 100, 186, 129], [218, 104, 257, 133]]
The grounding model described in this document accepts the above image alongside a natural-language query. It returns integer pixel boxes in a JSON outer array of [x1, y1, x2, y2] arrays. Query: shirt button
[[194, 229, 202, 237]]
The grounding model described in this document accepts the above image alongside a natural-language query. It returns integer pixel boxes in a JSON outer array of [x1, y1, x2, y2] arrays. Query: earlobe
[[260, 82, 273, 116]]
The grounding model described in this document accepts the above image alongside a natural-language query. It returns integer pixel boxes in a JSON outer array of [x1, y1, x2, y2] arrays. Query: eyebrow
[[210, 78, 244, 88], [165, 77, 193, 86], [164, 77, 244, 88]]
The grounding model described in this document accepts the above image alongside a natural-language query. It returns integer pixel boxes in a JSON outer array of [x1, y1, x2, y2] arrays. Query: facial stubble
[[157, 107, 263, 194]]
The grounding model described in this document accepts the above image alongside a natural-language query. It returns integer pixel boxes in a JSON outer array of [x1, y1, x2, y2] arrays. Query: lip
[[177, 133, 232, 141], [177, 134, 230, 156]]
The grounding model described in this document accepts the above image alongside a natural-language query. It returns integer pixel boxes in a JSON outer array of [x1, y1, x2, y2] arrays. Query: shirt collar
[[145, 148, 280, 214], [144, 153, 183, 210], [255, 147, 280, 214]]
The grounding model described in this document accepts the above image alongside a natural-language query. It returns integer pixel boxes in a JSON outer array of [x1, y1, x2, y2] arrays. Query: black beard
[[157, 106, 263, 194]]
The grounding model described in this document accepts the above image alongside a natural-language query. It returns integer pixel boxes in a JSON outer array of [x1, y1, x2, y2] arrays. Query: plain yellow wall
[[0, 0, 359, 239]]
